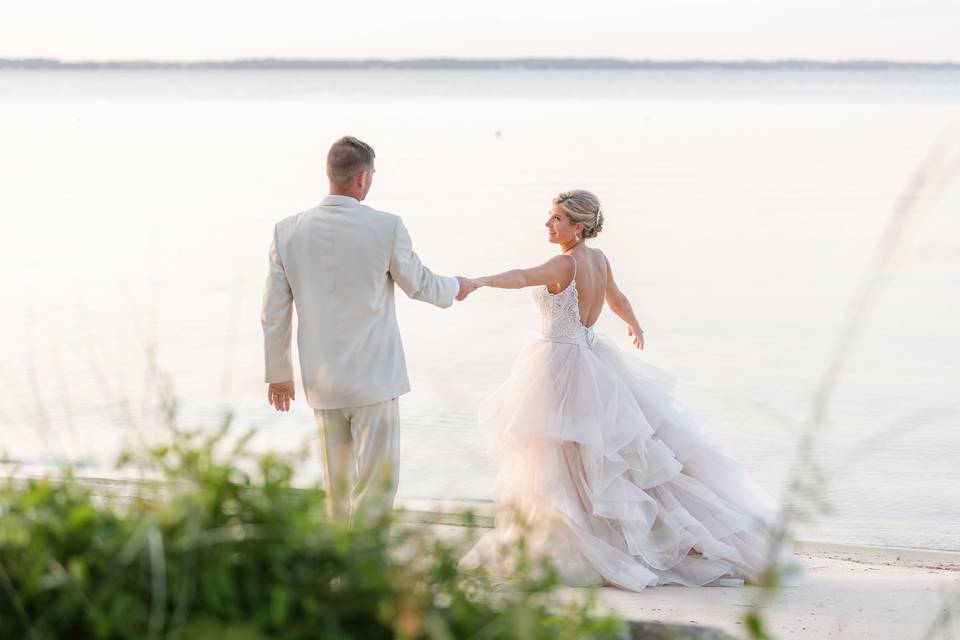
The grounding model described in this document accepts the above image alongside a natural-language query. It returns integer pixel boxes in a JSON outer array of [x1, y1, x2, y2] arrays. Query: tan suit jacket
[[261, 195, 458, 409]]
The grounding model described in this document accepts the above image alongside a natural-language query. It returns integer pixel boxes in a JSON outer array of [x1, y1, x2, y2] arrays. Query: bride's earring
[[575, 234, 581, 242]]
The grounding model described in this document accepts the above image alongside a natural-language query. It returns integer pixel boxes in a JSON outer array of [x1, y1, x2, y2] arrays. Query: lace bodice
[[533, 257, 597, 348]]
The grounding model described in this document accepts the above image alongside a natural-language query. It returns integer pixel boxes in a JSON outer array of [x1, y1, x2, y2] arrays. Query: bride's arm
[[602, 254, 645, 349], [470, 255, 573, 291]]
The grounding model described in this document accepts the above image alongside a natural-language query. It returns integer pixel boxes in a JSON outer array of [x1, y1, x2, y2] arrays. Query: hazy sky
[[2, 0, 959, 62]]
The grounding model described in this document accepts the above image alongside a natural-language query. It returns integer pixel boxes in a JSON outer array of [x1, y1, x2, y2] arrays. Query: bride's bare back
[[546, 248, 608, 329]]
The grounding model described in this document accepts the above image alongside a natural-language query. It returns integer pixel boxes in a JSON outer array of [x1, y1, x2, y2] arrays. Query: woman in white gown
[[458, 190, 800, 591]]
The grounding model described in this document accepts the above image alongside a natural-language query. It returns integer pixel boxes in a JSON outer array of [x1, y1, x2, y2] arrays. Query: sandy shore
[[581, 541, 958, 639], [409, 509, 959, 640]]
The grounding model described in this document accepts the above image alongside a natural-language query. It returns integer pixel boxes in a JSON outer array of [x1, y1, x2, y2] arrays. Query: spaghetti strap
[[563, 253, 578, 278], [598, 249, 608, 294]]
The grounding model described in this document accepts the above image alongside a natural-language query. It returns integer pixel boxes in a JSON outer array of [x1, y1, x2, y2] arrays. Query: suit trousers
[[313, 397, 400, 525]]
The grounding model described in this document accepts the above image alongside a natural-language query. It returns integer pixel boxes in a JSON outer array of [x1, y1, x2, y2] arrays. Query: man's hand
[[455, 276, 478, 302], [267, 381, 295, 412]]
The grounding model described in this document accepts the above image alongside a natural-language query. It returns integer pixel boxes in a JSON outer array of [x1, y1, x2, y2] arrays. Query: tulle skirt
[[459, 334, 802, 591]]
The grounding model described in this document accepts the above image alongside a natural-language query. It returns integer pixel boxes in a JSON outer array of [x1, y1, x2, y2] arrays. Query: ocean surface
[[1, 69, 958, 551]]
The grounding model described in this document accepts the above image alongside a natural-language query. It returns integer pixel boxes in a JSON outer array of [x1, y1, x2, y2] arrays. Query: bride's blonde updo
[[553, 190, 604, 238]]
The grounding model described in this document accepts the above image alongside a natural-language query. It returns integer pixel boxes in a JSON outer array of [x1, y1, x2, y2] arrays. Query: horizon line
[[1, 56, 958, 70]]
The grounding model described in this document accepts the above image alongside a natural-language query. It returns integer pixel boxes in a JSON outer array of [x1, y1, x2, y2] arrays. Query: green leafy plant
[[0, 416, 622, 640]]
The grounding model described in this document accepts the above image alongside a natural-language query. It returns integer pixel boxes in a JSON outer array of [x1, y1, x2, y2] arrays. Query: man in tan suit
[[261, 136, 474, 524]]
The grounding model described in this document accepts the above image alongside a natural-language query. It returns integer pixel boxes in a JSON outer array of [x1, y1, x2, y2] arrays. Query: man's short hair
[[327, 136, 375, 187]]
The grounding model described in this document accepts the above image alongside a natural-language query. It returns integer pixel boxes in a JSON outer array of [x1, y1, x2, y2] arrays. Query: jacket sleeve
[[389, 217, 459, 308], [261, 223, 295, 382]]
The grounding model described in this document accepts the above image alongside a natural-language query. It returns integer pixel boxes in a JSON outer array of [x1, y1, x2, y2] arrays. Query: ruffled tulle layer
[[459, 335, 801, 591]]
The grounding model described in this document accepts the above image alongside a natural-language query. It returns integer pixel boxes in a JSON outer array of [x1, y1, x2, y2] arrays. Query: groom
[[261, 136, 475, 524]]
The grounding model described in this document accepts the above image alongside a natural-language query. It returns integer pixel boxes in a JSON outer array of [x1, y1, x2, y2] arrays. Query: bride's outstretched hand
[[628, 325, 645, 350]]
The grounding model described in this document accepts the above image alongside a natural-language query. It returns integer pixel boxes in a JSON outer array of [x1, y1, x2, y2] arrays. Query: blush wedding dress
[[460, 256, 801, 591]]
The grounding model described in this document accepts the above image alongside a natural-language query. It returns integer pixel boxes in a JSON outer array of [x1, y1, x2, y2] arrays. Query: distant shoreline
[[2, 57, 959, 71]]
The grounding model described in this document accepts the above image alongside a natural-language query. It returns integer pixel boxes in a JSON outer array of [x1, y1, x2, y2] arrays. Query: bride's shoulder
[[543, 253, 576, 273], [534, 255, 576, 284], [585, 246, 609, 266]]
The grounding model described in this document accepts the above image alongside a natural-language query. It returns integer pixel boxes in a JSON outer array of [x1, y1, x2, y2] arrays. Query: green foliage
[[743, 611, 771, 640], [0, 417, 622, 639]]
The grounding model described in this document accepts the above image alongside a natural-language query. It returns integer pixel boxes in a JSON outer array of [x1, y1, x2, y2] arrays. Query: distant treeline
[[2, 57, 959, 71]]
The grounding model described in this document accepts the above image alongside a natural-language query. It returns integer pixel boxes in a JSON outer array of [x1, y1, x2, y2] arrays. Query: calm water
[[1, 69, 958, 550]]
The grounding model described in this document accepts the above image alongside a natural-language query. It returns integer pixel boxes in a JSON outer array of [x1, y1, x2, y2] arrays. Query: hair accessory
[[594, 208, 601, 227]]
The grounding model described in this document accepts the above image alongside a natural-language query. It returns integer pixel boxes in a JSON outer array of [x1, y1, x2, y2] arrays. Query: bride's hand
[[628, 325, 644, 350]]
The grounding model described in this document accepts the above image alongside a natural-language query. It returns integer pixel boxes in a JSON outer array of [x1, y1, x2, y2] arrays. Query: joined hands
[[455, 276, 479, 302]]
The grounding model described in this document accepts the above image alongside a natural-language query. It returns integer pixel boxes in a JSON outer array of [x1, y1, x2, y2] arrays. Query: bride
[[458, 190, 800, 591]]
